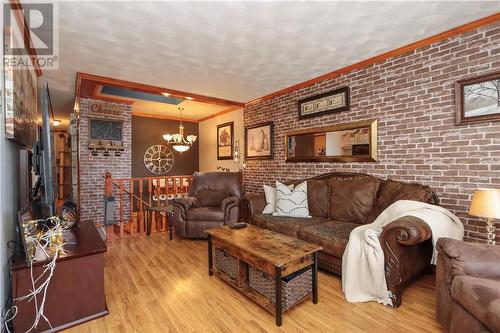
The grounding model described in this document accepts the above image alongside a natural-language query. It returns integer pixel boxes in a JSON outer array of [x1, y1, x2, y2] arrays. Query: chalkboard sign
[[90, 119, 123, 141]]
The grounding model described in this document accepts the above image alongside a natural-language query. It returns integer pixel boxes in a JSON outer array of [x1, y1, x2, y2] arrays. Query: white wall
[[0, 125, 20, 319], [0, 32, 20, 326], [199, 109, 243, 172]]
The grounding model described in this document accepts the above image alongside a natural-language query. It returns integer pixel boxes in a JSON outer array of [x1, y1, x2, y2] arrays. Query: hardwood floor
[[67, 233, 443, 333]]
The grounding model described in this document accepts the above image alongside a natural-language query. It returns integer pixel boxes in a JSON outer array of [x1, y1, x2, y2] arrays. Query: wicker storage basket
[[249, 266, 312, 310], [215, 248, 239, 279]]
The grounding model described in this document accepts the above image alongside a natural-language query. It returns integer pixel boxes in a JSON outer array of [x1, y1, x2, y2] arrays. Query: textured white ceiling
[[42, 1, 500, 123]]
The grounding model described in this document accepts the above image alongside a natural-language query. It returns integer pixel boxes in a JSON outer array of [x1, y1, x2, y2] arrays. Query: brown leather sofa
[[436, 238, 500, 333], [245, 172, 439, 307], [172, 172, 242, 238]]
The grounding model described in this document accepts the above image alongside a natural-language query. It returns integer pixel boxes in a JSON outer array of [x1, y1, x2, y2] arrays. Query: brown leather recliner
[[172, 172, 242, 238], [244, 172, 439, 307], [436, 238, 500, 333]]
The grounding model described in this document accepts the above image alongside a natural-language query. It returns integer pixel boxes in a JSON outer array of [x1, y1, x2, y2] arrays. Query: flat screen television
[[31, 82, 57, 218]]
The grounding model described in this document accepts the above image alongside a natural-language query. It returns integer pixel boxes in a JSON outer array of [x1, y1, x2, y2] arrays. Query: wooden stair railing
[[103, 172, 192, 240]]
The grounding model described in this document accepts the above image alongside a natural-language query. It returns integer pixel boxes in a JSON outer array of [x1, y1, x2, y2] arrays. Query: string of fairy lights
[[2, 216, 74, 333]]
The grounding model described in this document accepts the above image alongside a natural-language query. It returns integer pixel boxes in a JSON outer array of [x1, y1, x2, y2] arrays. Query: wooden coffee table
[[206, 224, 323, 326]]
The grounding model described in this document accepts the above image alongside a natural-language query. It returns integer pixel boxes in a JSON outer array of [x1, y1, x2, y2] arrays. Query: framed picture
[[3, 25, 38, 148], [456, 71, 500, 125], [298, 86, 349, 119], [245, 122, 274, 160], [217, 121, 234, 160]]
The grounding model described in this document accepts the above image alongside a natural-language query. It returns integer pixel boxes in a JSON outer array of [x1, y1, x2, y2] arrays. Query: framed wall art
[[245, 122, 274, 160], [456, 71, 500, 125], [217, 121, 234, 160], [298, 86, 349, 119], [3, 24, 38, 148]]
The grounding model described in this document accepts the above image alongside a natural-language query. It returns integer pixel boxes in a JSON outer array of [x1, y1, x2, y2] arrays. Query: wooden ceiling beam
[[132, 111, 199, 123], [75, 72, 245, 108]]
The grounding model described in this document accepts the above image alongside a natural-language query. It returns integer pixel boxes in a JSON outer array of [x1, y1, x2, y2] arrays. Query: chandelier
[[163, 107, 197, 152]]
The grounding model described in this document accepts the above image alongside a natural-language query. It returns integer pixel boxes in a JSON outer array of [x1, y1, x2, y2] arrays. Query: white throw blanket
[[342, 200, 464, 306]]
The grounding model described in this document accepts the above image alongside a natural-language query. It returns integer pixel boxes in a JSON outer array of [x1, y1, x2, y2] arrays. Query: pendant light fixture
[[162, 107, 197, 152]]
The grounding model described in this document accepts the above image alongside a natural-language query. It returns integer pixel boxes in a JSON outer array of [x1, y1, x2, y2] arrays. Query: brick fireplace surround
[[243, 22, 500, 243]]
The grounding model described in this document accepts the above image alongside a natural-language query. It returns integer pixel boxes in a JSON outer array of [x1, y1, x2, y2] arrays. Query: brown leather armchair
[[436, 238, 500, 333], [172, 172, 243, 238]]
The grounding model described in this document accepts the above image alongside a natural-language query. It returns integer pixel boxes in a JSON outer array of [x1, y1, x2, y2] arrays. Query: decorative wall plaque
[[89, 100, 124, 119], [298, 87, 349, 119]]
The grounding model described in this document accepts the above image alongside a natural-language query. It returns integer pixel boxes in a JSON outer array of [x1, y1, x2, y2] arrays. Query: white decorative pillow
[[273, 181, 311, 218], [262, 184, 294, 214]]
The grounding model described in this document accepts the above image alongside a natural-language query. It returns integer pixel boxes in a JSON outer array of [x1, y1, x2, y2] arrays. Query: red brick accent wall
[[78, 98, 132, 225], [243, 22, 500, 243]]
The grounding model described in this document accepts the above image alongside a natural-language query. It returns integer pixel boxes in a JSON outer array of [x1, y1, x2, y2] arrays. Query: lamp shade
[[469, 189, 500, 219], [173, 144, 190, 152]]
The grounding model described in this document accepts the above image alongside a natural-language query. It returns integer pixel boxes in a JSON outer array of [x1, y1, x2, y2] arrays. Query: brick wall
[[243, 22, 500, 243], [78, 98, 132, 225]]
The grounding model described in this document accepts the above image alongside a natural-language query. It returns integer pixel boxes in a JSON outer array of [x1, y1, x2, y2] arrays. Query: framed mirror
[[285, 120, 377, 162]]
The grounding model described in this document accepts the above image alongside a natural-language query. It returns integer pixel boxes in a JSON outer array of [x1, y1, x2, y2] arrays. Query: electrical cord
[[2, 217, 70, 333], [2, 241, 19, 333], [2, 306, 17, 333]]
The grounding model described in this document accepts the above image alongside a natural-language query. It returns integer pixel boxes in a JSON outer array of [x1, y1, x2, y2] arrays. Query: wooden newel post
[[105, 171, 113, 198]]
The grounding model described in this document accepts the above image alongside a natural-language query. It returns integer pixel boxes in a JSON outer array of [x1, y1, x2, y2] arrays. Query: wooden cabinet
[[12, 222, 108, 332]]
